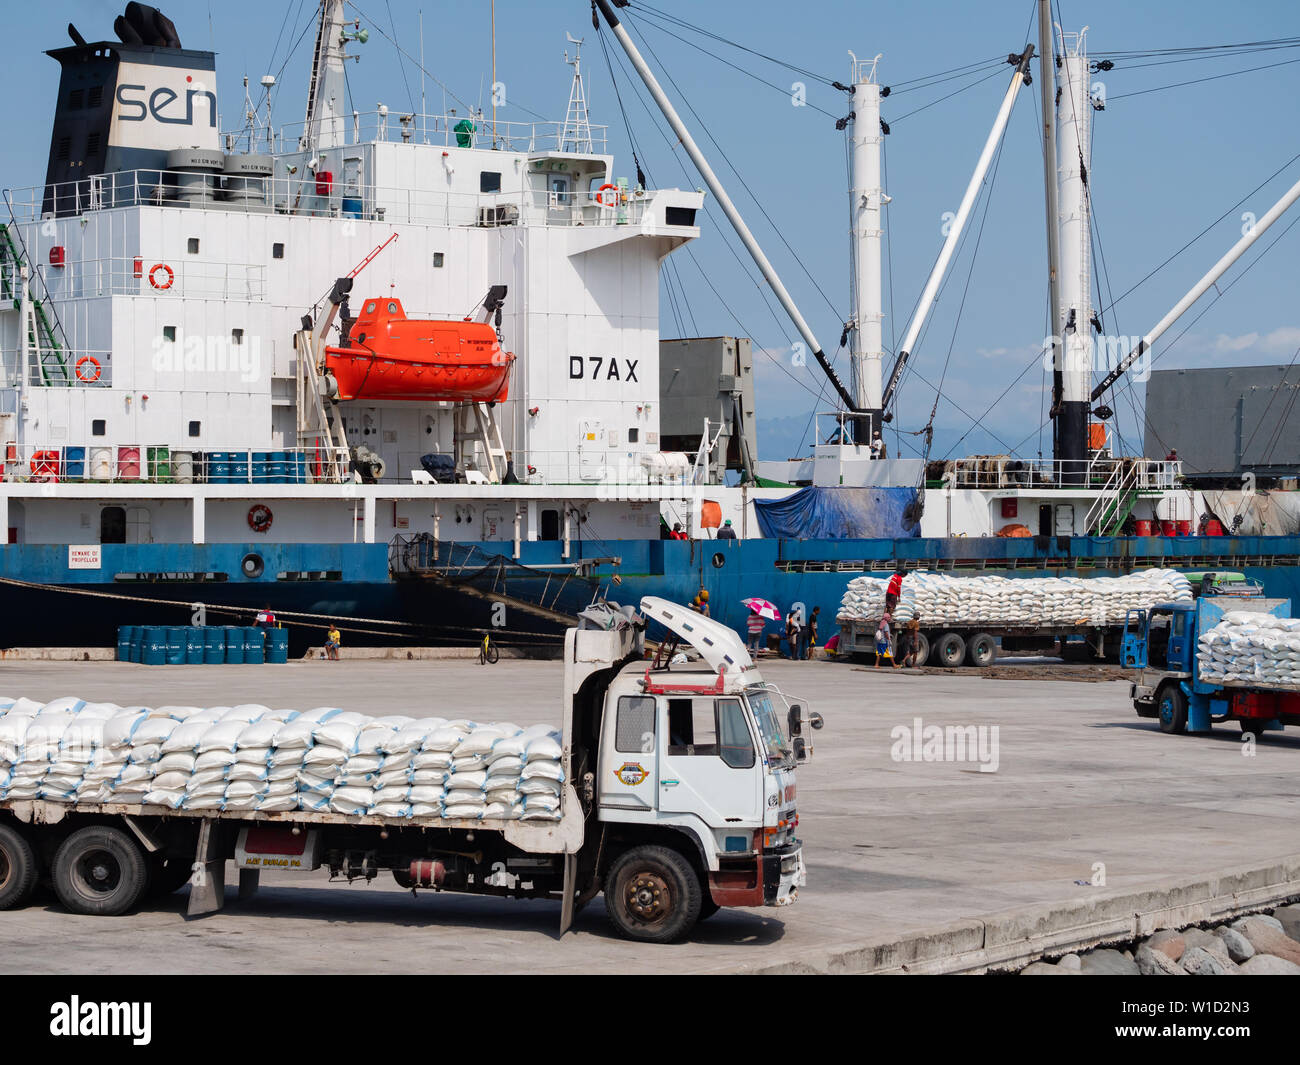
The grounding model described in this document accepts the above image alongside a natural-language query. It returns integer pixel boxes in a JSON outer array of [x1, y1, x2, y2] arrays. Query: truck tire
[[1157, 685, 1188, 735], [966, 633, 997, 668], [1239, 719, 1268, 738], [52, 826, 149, 916], [0, 824, 39, 910], [932, 632, 966, 669], [605, 844, 702, 943]]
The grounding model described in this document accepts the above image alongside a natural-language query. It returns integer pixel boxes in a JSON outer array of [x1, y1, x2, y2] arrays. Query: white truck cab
[[564, 597, 817, 940]]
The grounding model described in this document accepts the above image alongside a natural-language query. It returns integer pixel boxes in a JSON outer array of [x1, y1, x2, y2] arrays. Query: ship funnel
[[43, 5, 217, 215]]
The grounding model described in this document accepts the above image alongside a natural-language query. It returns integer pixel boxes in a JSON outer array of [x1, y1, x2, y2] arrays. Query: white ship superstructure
[[0, 2, 707, 549]]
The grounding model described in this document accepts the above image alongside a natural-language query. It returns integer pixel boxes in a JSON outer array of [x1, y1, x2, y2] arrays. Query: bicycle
[[479, 632, 500, 665]]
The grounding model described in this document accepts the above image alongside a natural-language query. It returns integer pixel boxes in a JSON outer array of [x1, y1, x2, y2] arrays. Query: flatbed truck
[[1123, 593, 1300, 736], [0, 597, 819, 942]]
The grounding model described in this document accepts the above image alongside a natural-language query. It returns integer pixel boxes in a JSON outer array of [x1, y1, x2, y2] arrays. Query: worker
[[670, 522, 688, 540], [1165, 448, 1179, 463], [896, 613, 922, 669], [874, 613, 893, 669], [255, 604, 276, 630], [325, 622, 341, 661], [717, 519, 737, 539], [746, 607, 766, 654], [870, 431, 887, 460], [785, 611, 803, 660], [885, 567, 906, 613], [697, 589, 710, 618], [807, 606, 820, 658]]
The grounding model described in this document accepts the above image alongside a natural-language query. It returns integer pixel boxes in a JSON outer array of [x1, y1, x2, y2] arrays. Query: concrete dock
[[2, 657, 1298, 974]]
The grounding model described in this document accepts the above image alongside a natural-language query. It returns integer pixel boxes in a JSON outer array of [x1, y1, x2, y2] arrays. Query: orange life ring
[[595, 182, 619, 207], [247, 504, 274, 534], [148, 263, 174, 290], [75, 356, 102, 383]]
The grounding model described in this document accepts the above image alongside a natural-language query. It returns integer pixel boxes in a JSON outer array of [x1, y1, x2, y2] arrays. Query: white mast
[[1055, 26, 1094, 472], [848, 53, 885, 418], [302, 0, 361, 152], [561, 34, 594, 154]]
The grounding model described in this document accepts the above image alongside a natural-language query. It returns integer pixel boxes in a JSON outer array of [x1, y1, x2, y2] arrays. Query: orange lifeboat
[[324, 297, 514, 403]]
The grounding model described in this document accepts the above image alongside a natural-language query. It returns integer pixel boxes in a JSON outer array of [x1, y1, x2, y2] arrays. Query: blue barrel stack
[[116, 625, 290, 665]]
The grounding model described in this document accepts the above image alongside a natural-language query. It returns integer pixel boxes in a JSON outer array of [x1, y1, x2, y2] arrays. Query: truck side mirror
[[793, 736, 808, 763], [809, 712, 824, 731], [787, 704, 803, 736]]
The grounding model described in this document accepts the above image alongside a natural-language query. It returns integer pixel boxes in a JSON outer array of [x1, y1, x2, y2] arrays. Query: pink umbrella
[[742, 597, 782, 622]]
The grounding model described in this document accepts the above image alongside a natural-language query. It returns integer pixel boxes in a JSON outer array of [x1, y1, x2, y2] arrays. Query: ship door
[[1038, 504, 1052, 537], [100, 506, 126, 544], [578, 421, 606, 482], [126, 506, 152, 544]]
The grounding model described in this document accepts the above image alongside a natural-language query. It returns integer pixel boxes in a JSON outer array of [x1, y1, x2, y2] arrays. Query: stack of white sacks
[[0, 698, 564, 821], [1197, 612, 1300, 689], [838, 569, 1194, 627]]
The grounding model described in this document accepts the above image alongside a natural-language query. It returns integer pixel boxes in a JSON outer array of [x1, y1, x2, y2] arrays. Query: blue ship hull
[[2, 536, 1299, 654]]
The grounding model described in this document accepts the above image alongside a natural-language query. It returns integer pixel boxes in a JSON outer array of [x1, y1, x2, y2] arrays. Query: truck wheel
[[966, 633, 997, 668], [932, 632, 966, 669], [1239, 719, 1268, 737], [605, 845, 702, 943], [1157, 685, 1187, 735], [0, 824, 39, 910], [52, 826, 149, 916]]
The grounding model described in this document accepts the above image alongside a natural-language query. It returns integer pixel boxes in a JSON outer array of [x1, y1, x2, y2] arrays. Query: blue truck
[[1122, 588, 1300, 737]]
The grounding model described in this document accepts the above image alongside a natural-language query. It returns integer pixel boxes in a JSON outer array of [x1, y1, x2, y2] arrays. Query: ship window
[[272, 243, 284, 259], [187, 238, 200, 254], [365, 302, 376, 314], [388, 302, 397, 313], [92, 419, 106, 436], [628, 428, 639, 443], [540, 509, 560, 541], [162, 326, 177, 341], [433, 253, 444, 268], [231, 329, 244, 345], [188, 421, 201, 437], [480, 171, 502, 193]]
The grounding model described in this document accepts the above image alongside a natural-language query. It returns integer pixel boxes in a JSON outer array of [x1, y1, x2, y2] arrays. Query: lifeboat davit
[[324, 297, 514, 403]]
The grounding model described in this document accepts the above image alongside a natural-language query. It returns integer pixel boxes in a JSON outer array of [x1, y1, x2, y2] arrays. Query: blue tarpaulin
[[753, 487, 922, 539]]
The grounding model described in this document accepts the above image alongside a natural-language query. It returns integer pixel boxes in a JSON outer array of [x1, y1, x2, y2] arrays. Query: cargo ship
[[1, 2, 1297, 655]]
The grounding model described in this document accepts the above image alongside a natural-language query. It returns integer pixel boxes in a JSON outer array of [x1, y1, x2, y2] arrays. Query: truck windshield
[[746, 689, 793, 767]]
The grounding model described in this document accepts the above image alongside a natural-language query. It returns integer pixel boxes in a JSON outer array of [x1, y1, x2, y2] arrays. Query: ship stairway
[[0, 222, 71, 386], [454, 402, 508, 483], [1086, 461, 1141, 536], [294, 325, 351, 482]]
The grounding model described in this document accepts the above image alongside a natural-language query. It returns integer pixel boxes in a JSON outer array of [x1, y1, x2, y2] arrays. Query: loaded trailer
[[837, 617, 1130, 668], [1124, 593, 1300, 737], [0, 597, 818, 943]]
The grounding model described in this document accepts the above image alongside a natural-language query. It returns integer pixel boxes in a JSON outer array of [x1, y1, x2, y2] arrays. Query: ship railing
[[19, 257, 267, 303], [228, 112, 611, 156], [0, 349, 113, 389], [938, 455, 1181, 491], [0, 444, 353, 485], [481, 450, 706, 491], [9, 170, 649, 230]]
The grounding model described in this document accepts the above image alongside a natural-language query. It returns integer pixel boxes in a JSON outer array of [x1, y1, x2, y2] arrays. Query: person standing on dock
[[255, 604, 276, 631], [746, 608, 766, 655], [325, 623, 341, 661], [807, 606, 820, 659], [885, 568, 906, 613]]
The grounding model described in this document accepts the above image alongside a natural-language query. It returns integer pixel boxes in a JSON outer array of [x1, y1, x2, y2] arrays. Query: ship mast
[[301, 0, 366, 152], [847, 54, 885, 433], [1036, 0, 1064, 463], [1054, 26, 1094, 478]]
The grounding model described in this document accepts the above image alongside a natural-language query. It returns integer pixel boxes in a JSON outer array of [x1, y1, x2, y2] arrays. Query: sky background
[[7, 0, 1300, 465]]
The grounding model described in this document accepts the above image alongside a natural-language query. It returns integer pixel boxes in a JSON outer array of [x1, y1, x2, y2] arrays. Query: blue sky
[[7, 1, 1300, 462]]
